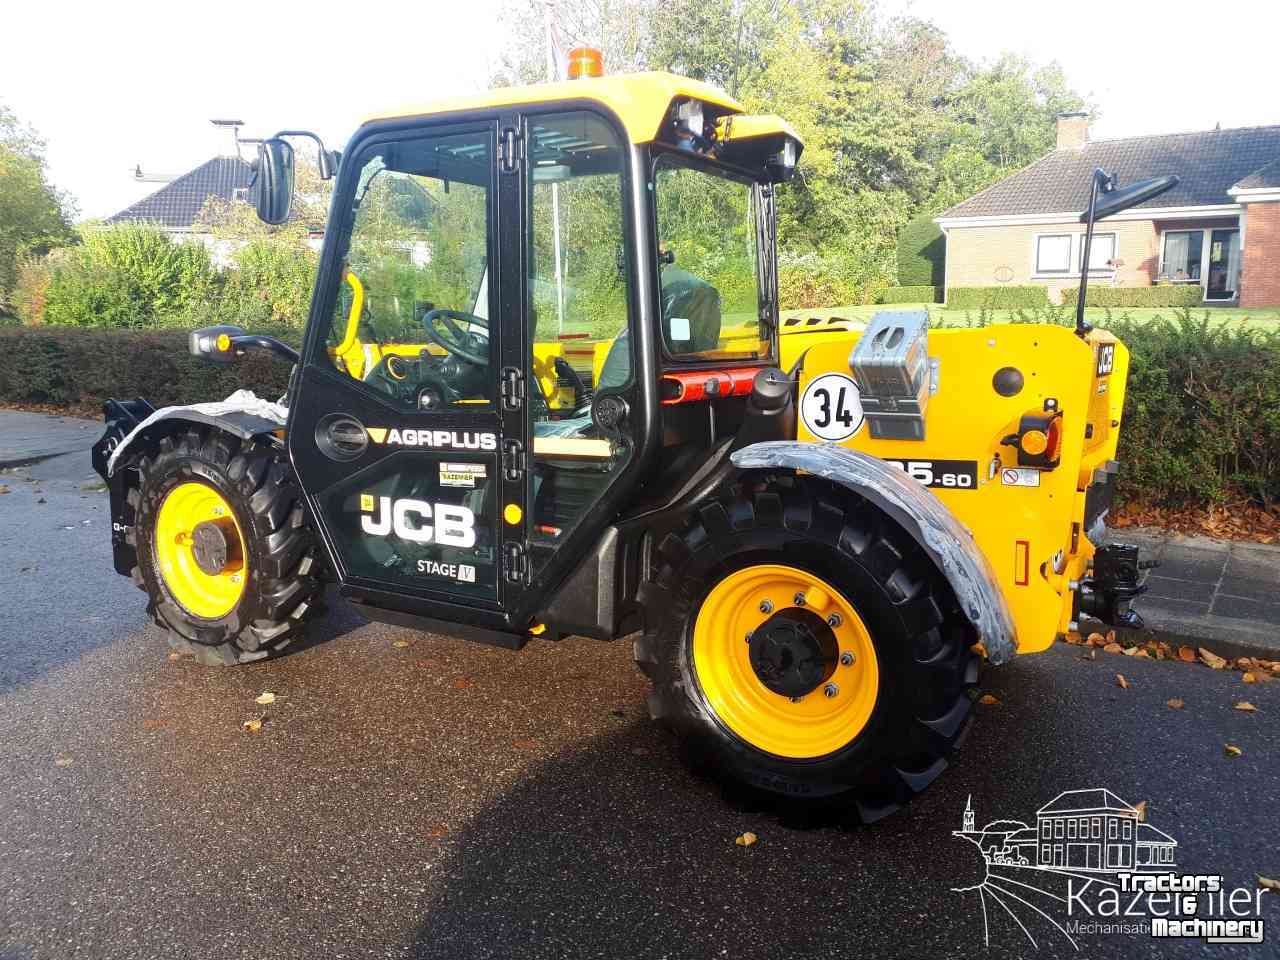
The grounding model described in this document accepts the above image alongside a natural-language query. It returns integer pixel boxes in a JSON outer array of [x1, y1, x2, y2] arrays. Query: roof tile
[[106, 157, 254, 229]]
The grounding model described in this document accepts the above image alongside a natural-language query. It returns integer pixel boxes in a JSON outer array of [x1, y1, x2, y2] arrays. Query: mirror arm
[[1075, 168, 1111, 339], [228, 334, 300, 365], [274, 129, 338, 179]]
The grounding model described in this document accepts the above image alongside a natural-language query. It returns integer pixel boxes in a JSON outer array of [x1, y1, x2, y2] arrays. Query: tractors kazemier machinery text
[[93, 51, 1173, 819]]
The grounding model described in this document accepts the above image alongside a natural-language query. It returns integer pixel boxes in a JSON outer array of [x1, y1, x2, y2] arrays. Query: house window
[[1123, 819, 1132, 840], [1068, 820, 1077, 839], [1108, 819, 1117, 839], [1041, 844, 1050, 863], [1054, 820, 1064, 839], [1041, 821, 1051, 839], [1080, 232, 1117, 272], [1035, 234, 1073, 274], [1162, 230, 1204, 283], [1092, 817, 1101, 838]]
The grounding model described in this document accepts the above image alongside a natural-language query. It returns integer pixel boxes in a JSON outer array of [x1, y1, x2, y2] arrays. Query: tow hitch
[[1078, 542, 1157, 629]]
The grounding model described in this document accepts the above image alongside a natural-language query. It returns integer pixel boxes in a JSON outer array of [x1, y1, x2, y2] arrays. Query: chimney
[[210, 119, 245, 159], [1056, 111, 1089, 150]]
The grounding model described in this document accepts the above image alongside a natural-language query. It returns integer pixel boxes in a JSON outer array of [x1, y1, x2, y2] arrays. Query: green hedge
[[1060, 285, 1205, 308], [878, 285, 940, 304], [946, 285, 1049, 309], [896, 213, 945, 288], [1111, 313, 1280, 507], [0, 327, 295, 409]]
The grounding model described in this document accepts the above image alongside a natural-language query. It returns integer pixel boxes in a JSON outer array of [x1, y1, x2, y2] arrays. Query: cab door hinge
[[500, 366, 525, 411], [503, 541, 528, 583], [498, 121, 523, 175], [501, 438, 526, 481]]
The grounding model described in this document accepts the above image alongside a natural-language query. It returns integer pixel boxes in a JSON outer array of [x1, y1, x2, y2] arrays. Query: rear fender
[[731, 440, 1017, 664]]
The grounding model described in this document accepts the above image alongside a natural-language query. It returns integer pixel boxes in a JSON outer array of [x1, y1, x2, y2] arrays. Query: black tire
[[634, 473, 979, 821], [129, 425, 321, 666]]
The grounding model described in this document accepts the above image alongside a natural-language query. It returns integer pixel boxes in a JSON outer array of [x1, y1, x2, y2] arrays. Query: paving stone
[[1142, 575, 1215, 603], [1211, 595, 1280, 626], [1155, 545, 1226, 583], [1217, 577, 1279, 604], [1224, 550, 1280, 585], [1132, 595, 1210, 619]]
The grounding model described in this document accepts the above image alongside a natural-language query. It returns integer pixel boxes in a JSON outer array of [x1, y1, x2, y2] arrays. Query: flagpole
[[544, 0, 566, 336]]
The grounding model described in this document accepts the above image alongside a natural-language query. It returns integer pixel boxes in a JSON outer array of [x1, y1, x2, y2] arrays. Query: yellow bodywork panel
[[364, 71, 746, 145], [795, 324, 1127, 654]]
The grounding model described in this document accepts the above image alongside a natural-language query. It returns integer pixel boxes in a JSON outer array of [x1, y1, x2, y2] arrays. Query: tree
[[0, 104, 74, 309]]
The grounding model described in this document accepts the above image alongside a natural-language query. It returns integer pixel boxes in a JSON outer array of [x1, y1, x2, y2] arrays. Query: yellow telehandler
[[92, 56, 1171, 818]]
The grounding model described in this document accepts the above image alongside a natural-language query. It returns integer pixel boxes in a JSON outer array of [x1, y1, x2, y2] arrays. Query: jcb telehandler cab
[[93, 63, 1173, 817]]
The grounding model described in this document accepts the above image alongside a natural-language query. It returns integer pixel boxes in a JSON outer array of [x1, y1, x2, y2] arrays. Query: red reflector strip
[[660, 367, 760, 405], [1045, 417, 1063, 462], [1014, 540, 1030, 586]]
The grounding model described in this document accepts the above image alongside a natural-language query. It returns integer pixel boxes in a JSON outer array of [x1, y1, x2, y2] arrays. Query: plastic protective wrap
[[106, 390, 288, 477], [730, 441, 1018, 664]]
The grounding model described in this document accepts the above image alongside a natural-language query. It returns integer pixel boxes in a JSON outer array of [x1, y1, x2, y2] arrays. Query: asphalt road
[[1, 451, 1277, 960]]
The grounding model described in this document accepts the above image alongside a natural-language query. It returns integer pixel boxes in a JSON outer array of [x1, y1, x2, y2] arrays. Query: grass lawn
[[783, 302, 1280, 333]]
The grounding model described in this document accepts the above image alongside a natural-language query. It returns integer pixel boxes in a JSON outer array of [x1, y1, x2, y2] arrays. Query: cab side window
[[327, 130, 494, 410]]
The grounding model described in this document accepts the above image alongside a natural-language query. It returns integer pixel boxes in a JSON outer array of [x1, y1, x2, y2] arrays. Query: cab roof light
[[567, 47, 604, 80]]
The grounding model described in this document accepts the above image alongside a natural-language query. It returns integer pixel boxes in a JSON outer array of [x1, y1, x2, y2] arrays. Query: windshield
[[653, 156, 767, 362]]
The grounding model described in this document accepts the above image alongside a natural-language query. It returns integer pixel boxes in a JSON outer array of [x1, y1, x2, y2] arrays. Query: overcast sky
[[2, 0, 1277, 221]]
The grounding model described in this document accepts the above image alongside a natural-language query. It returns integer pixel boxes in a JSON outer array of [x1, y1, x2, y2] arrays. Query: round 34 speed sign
[[800, 372, 865, 442]]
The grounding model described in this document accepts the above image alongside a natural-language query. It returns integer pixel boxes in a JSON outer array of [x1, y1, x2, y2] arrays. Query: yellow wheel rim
[[154, 481, 247, 619], [691, 564, 879, 759]]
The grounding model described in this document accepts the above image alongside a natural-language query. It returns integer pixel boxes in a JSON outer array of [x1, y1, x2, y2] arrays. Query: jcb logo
[[360, 494, 476, 548], [1096, 343, 1115, 376]]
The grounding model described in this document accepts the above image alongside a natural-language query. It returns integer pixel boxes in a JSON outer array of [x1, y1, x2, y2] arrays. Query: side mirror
[[253, 138, 295, 225]]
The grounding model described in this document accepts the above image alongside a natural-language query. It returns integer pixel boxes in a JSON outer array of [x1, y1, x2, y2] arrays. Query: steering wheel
[[422, 308, 489, 367]]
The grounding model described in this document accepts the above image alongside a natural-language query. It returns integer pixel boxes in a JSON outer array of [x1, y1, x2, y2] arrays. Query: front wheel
[[634, 475, 979, 820], [130, 426, 321, 666]]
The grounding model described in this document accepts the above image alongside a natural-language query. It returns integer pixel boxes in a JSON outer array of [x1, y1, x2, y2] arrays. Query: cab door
[[288, 119, 526, 630]]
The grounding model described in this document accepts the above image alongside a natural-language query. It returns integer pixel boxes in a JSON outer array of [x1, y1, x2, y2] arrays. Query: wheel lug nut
[[745, 631, 753, 644], [794, 592, 806, 607], [759, 599, 773, 614], [827, 613, 842, 628], [824, 683, 839, 698], [789, 696, 803, 703], [840, 652, 855, 667]]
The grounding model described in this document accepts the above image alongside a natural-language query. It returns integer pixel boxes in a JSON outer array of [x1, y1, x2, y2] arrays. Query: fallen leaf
[[1224, 744, 1242, 758], [1063, 631, 1082, 645], [1122, 646, 1140, 657], [971, 641, 988, 658], [167, 652, 181, 661], [392, 639, 411, 649], [1199, 648, 1227, 670], [735, 831, 758, 847], [1135, 649, 1151, 659], [1115, 674, 1129, 689], [425, 823, 450, 839], [1087, 632, 1106, 646], [142, 718, 165, 729], [1104, 642, 1123, 654], [1242, 672, 1257, 684], [53, 754, 73, 767], [1178, 645, 1198, 663], [978, 693, 1000, 705], [1134, 800, 1147, 821], [1237, 657, 1255, 670], [452, 677, 472, 689], [242, 717, 264, 733], [1234, 701, 1258, 712], [1260, 876, 1280, 894], [255, 692, 276, 705], [1166, 698, 1185, 709], [512, 738, 540, 750], [1105, 630, 1116, 645]]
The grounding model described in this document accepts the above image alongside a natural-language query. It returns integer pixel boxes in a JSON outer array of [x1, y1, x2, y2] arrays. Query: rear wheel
[[634, 475, 979, 820], [131, 426, 321, 666]]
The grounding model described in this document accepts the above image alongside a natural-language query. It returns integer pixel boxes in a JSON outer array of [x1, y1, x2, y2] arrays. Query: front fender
[[731, 441, 1017, 664]]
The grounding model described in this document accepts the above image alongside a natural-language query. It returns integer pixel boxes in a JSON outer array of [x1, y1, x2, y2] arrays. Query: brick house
[[936, 117, 1280, 308]]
